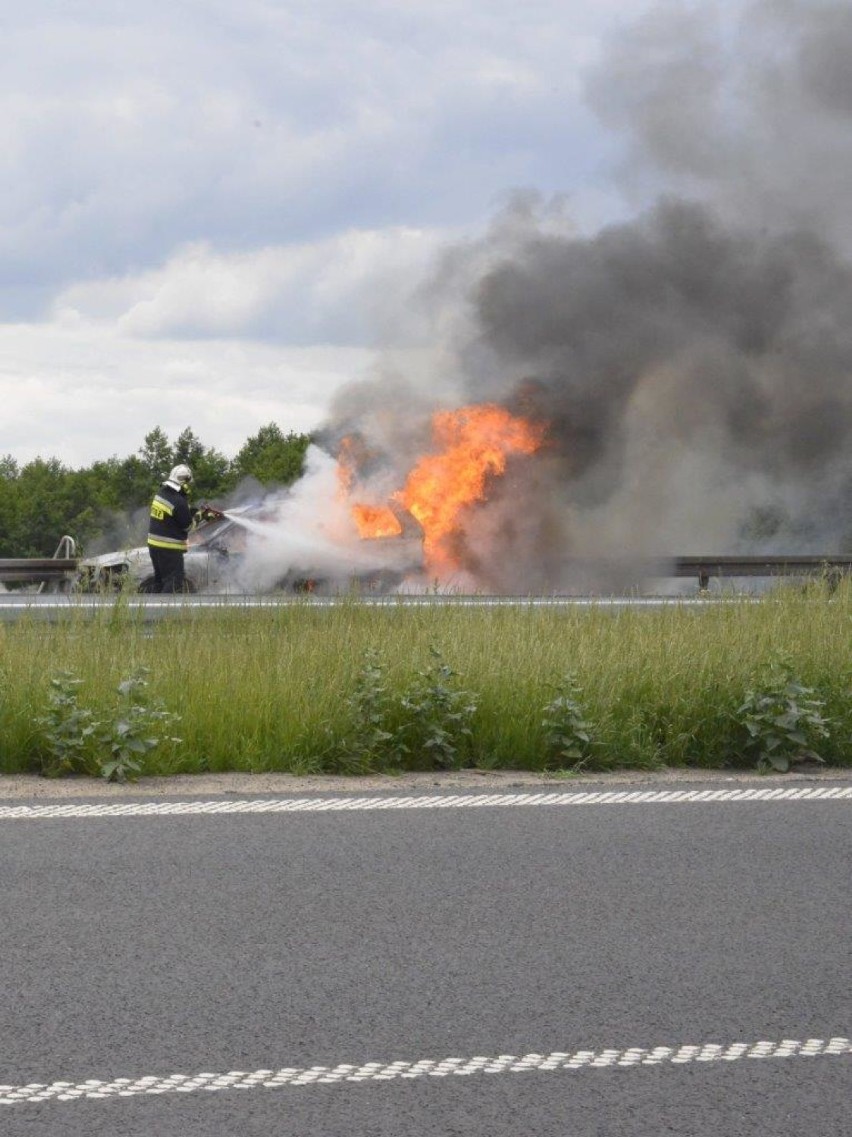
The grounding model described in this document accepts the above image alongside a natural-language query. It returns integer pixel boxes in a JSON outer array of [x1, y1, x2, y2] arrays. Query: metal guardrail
[[553, 556, 852, 589], [671, 556, 852, 589], [0, 558, 79, 583], [0, 536, 80, 588], [0, 553, 849, 591]]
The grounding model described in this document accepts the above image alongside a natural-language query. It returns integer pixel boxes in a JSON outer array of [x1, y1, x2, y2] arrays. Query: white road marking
[[1, 1036, 848, 1106], [0, 785, 850, 819]]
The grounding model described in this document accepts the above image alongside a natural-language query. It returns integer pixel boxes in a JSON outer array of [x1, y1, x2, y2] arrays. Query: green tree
[[0, 423, 311, 557], [0, 455, 18, 478], [138, 428, 172, 480], [230, 424, 311, 487], [11, 458, 94, 556], [88, 456, 151, 511], [192, 448, 231, 499], [0, 455, 22, 556], [172, 427, 206, 468], [171, 427, 230, 499]]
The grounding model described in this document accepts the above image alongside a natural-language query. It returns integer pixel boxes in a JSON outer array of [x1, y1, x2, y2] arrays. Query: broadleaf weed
[[541, 673, 596, 770], [399, 646, 478, 769], [36, 667, 180, 782], [336, 647, 406, 773], [35, 671, 100, 778], [736, 660, 830, 772], [97, 668, 181, 783]]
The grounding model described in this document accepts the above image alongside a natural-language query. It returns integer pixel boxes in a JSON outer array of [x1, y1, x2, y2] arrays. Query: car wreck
[[75, 501, 426, 595]]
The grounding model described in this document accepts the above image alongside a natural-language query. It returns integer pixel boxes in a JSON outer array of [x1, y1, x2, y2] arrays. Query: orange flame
[[352, 504, 404, 539], [399, 403, 544, 573], [341, 402, 545, 577], [336, 435, 359, 499]]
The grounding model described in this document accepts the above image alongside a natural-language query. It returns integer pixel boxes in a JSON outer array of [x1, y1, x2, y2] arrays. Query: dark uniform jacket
[[148, 482, 197, 553]]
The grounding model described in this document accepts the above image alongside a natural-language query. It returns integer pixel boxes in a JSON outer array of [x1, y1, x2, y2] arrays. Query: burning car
[[76, 403, 542, 596], [76, 511, 252, 594], [75, 500, 426, 595]]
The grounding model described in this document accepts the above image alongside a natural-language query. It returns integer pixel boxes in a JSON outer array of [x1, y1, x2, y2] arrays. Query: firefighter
[[147, 464, 218, 593]]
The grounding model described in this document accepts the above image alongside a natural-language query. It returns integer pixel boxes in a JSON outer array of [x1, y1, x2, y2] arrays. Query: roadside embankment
[[1, 584, 849, 778]]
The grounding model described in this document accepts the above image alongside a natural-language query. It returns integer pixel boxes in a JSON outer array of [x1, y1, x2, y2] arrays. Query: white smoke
[[231, 445, 424, 592]]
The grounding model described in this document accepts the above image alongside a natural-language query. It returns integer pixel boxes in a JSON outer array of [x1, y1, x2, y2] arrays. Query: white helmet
[[166, 464, 193, 488]]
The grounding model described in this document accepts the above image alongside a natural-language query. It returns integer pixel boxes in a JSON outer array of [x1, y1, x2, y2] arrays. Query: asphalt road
[[1, 784, 850, 1135], [0, 594, 746, 625]]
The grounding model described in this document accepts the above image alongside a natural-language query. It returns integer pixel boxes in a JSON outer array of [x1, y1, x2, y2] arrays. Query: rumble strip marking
[[1, 1036, 848, 1106], [0, 785, 851, 819]]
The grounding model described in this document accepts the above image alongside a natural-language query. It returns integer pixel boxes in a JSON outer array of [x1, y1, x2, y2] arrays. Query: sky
[[0, 0, 652, 467]]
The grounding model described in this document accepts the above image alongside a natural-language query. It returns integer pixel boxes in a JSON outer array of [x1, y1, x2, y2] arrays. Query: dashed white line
[[1, 1036, 848, 1106], [0, 785, 850, 819]]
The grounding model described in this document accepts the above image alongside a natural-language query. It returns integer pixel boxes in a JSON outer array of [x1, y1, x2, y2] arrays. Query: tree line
[[0, 424, 311, 557]]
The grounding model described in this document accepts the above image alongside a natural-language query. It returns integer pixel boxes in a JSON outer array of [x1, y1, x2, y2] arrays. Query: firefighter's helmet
[[167, 464, 193, 487]]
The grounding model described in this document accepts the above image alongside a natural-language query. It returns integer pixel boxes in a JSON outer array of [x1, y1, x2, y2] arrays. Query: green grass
[[1, 582, 850, 778]]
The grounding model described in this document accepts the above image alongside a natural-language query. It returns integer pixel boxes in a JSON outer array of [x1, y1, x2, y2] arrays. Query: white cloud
[[0, 218, 494, 467], [53, 226, 451, 345], [0, 0, 658, 466], [0, 2, 647, 298], [0, 322, 371, 466]]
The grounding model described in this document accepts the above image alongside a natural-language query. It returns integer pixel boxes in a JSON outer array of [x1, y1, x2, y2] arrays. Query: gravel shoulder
[[1, 765, 850, 800]]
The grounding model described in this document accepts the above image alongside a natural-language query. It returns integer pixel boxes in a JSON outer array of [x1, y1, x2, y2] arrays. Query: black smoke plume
[[323, 1, 852, 592]]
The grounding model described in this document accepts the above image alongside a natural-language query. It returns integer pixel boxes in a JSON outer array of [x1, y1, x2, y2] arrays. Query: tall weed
[[35, 667, 180, 781], [3, 586, 850, 776], [735, 661, 830, 772], [399, 646, 478, 769]]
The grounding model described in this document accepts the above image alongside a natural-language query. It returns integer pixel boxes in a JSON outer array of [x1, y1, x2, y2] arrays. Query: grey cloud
[[796, 4, 852, 116], [586, 1, 852, 248], [0, 1, 623, 324]]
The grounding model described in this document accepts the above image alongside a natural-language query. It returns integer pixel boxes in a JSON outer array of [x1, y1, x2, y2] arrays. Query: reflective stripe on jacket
[[148, 483, 194, 552]]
